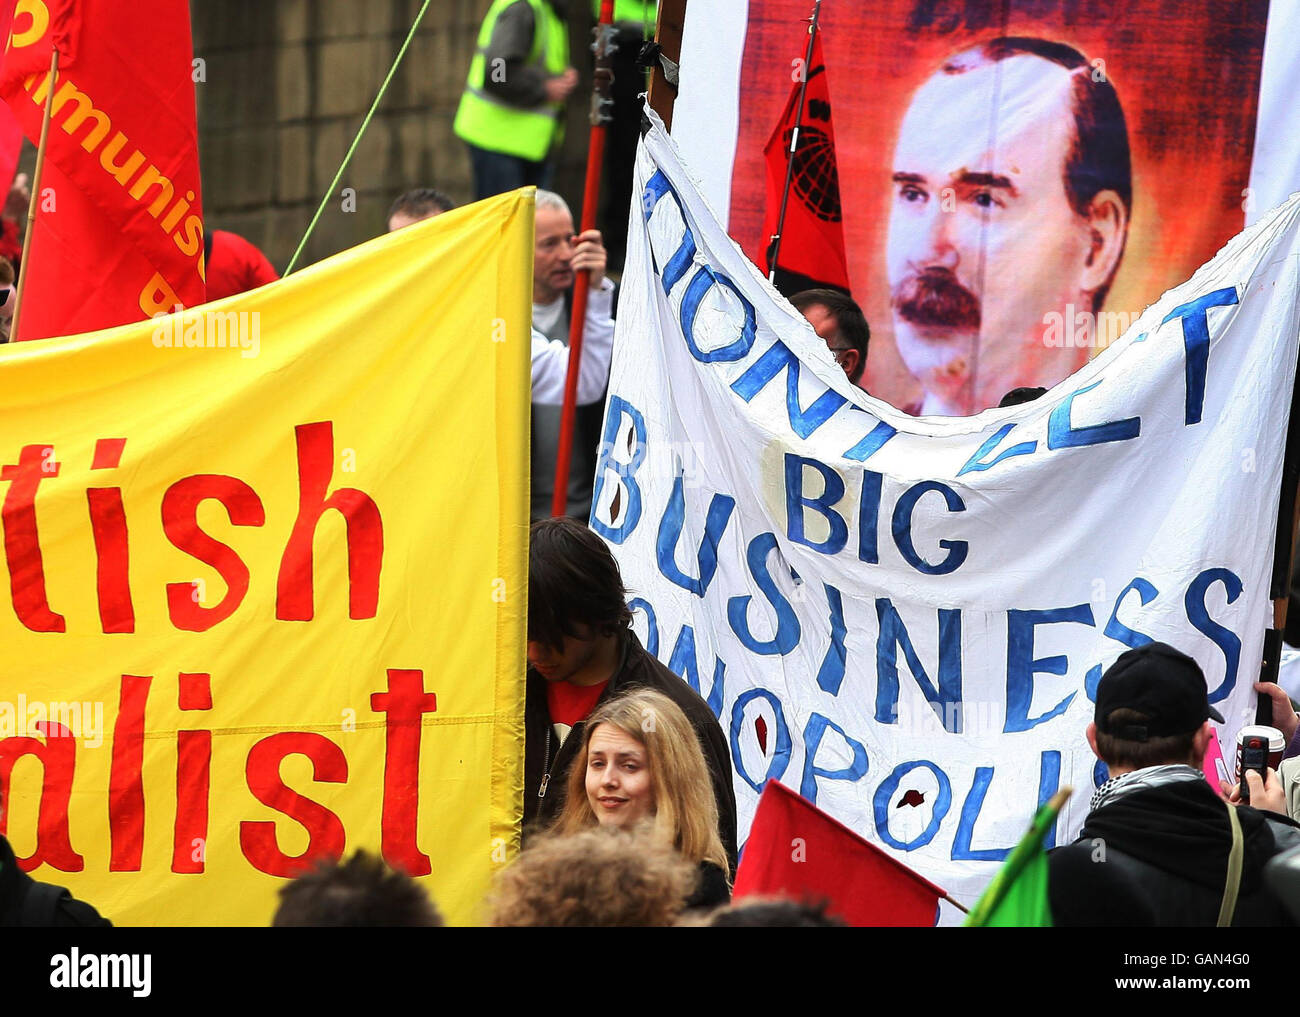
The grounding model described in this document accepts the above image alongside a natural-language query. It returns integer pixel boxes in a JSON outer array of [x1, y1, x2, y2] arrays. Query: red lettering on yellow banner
[[2, 445, 65, 633], [108, 675, 151, 871], [240, 732, 349, 878], [0, 721, 81, 872], [277, 421, 385, 622], [371, 669, 439, 877], [0, 422, 385, 633], [2, 669, 443, 880], [87, 490, 133, 634], [172, 672, 212, 875], [161, 475, 266, 632]]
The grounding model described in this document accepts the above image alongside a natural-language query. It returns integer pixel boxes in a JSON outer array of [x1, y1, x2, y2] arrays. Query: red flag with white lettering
[[0, 0, 204, 339], [734, 780, 944, 926], [760, 31, 850, 294]]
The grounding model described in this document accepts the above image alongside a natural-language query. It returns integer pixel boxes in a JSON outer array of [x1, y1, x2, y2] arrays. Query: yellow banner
[[0, 190, 532, 925]]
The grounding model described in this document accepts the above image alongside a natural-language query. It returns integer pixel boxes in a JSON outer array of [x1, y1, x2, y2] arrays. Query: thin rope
[[284, 0, 433, 276]]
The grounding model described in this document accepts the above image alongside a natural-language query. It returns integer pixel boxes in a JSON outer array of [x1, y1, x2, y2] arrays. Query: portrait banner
[[0, 190, 533, 925], [596, 111, 1300, 912], [675, 0, 1271, 416]]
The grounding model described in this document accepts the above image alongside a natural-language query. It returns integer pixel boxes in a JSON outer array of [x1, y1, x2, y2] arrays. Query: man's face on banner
[[887, 55, 1100, 416]]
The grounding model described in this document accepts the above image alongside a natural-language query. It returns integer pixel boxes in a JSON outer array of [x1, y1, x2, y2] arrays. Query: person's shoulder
[[1262, 809, 1300, 849], [56, 895, 113, 928], [1047, 839, 1156, 926], [497, 0, 536, 26], [684, 862, 731, 911]]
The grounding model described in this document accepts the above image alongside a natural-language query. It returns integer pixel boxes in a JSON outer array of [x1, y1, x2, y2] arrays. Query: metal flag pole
[[551, 0, 617, 517], [767, 0, 823, 284]]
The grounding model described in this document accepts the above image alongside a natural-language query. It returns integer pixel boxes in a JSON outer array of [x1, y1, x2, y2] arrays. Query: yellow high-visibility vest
[[592, 0, 658, 30], [454, 0, 570, 162]]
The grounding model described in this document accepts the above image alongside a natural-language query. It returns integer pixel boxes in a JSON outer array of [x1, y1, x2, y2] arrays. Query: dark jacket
[[0, 835, 112, 927], [1048, 779, 1300, 926], [685, 861, 731, 911], [523, 628, 739, 875]]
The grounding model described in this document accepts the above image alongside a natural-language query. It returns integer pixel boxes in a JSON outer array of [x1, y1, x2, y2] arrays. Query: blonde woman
[[553, 688, 731, 908]]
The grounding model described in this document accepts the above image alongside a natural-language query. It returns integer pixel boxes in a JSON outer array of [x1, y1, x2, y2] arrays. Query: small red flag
[[760, 31, 850, 293], [734, 780, 944, 926], [0, 0, 204, 339]]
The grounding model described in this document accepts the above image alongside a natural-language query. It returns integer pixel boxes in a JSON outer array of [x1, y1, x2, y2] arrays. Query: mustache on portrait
[[892, 268, 981, 330]]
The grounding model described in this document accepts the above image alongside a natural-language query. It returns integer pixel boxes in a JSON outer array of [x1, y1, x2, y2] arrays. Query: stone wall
[[191, 0, 595, 273]]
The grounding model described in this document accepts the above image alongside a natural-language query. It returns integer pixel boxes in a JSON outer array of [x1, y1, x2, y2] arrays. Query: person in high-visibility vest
[[593, 0, 656, 34], [454, 0, 578, 201]]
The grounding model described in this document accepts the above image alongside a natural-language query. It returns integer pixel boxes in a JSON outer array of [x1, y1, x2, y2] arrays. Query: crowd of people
[[5, 514, 1300, 927]]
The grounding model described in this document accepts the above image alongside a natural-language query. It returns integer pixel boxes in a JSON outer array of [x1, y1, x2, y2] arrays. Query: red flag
[[760, 31, 850, 293], [0, 0, 204, 339], [0, 2, 25, 200], [734, 780, 943, 926]]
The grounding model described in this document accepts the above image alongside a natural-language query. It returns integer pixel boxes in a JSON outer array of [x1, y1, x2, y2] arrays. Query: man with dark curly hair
[[271, 850, 443, 927], [488, 827, 696, 927], [524, 516, 737, 874]]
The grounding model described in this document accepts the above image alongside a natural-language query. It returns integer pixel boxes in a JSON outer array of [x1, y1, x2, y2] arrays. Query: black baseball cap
[[1095, 642, 1224, 741]]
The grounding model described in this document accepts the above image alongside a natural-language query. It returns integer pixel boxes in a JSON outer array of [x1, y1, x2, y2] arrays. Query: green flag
[[964, 788, 1072, 927]]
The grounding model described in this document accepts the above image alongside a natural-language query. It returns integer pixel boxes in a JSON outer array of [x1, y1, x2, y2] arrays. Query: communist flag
[[0, 0, 204, 339], [734, 781, 944, 926], [0, 2, 25, 200], [760, 31, 850, 295]]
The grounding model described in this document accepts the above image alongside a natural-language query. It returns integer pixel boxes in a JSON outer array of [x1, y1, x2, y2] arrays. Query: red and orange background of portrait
[[728, 0, 1270, 411]]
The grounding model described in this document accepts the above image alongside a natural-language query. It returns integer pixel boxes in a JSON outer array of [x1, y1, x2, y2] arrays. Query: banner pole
[[551, 0, 616, 517], [767, 0, 822, 285], [11, 47, 59, 343], [647, 0, 686, 129], [1257, 338, 1300, 721], [941, 892, 970, 915], [283, 0, 431, 276]]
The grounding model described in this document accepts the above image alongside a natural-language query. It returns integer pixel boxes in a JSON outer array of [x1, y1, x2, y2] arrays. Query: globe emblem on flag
[[783, 124, 842, 223]]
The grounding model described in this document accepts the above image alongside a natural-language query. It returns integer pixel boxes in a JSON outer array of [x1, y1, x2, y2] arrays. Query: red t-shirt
[[206, 230, 279, 302], [545, 680, 608, 746]]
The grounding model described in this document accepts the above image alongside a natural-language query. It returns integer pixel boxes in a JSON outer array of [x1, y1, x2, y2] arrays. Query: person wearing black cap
[[1048, 641, 1300, 926]]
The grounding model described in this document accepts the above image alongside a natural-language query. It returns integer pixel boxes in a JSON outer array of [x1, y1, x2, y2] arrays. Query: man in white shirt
[[530, 189, 616, 520], [384, 184, 614, 422]]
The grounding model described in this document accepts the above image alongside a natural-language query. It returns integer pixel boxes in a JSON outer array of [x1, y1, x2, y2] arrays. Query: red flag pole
[[767, 0, 823, 283], [551, 0, 617, 518], [11, 46, 58, 343]]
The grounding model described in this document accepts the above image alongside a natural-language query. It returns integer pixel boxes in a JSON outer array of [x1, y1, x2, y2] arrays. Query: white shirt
[[529, 277, 616, 405]]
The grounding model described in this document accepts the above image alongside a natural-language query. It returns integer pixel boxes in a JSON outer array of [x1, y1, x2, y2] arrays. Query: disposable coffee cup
[[1236, 725, 1286, 780]]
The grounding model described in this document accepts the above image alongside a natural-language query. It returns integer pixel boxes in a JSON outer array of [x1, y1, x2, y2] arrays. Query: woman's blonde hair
[[554, 688, 728, 872]]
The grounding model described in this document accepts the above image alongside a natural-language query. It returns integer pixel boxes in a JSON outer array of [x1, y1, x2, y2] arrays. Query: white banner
[[593, 110, 1300, 910]]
